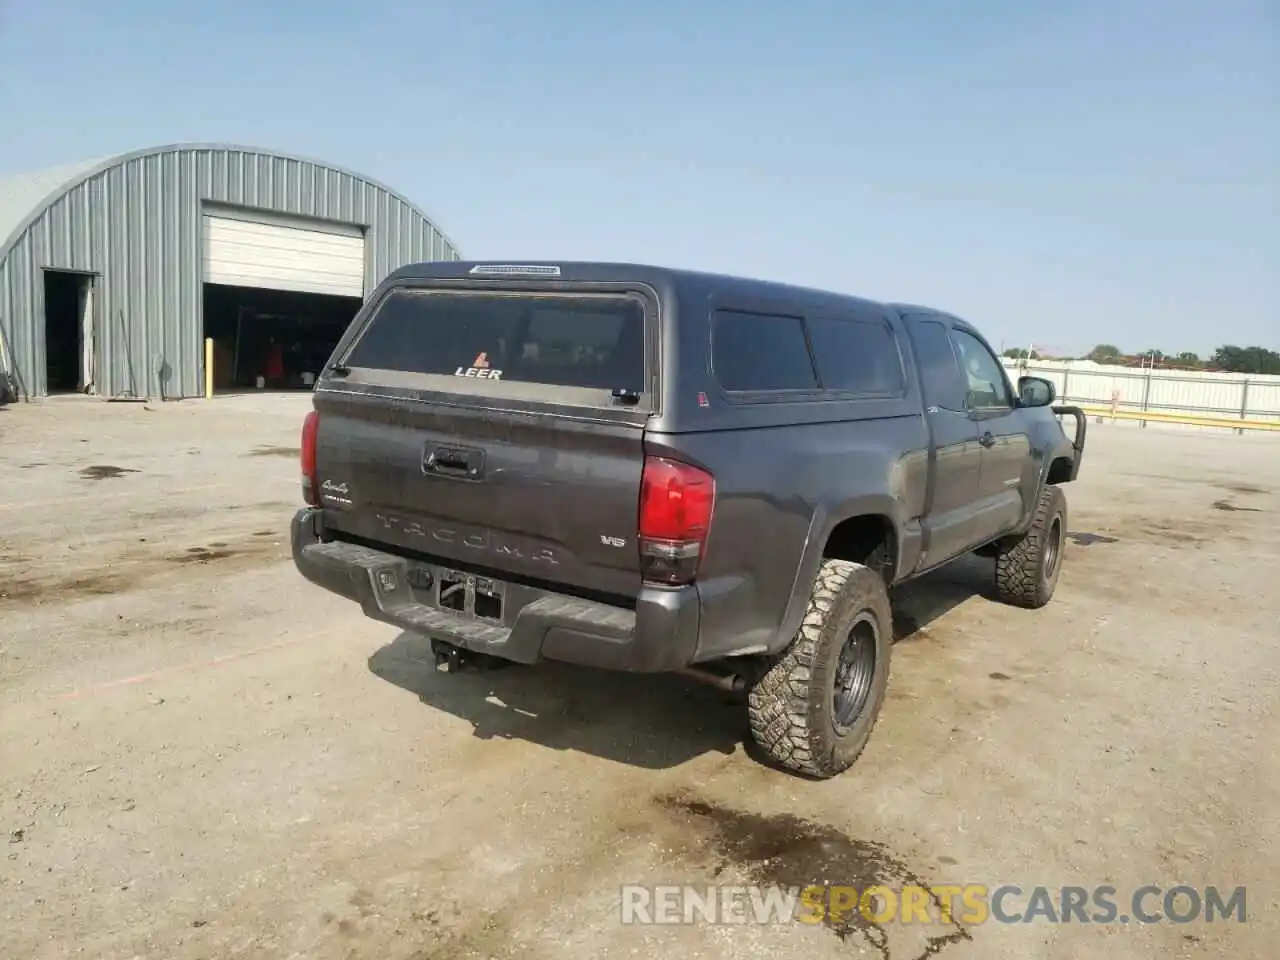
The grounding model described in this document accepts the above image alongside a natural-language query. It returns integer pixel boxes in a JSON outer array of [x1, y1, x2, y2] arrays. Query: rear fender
[[769, 494, 903, 656]]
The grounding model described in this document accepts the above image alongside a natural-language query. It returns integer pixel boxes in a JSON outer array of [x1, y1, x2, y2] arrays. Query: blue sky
[[1, 0, 1275, 356]]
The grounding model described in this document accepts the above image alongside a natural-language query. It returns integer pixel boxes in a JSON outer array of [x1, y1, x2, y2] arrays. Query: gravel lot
[[2, 395, 1277, 960]]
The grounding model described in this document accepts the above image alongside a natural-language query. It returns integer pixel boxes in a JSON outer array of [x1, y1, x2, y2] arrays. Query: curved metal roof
[[0, 142, 460, 263], [0, 154, 117, 257]]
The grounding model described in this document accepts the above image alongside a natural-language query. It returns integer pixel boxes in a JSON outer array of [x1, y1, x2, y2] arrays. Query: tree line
[[1001, 343, 1280, 375]]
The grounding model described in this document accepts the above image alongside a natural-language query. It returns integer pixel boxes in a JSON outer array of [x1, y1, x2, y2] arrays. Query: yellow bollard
[[204, 337, 214, 399]]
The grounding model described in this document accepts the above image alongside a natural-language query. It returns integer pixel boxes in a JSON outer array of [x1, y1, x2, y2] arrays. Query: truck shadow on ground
[[367, 558, 993, 772], [890, 553, 996, 643], [368, 632, 745, 769]]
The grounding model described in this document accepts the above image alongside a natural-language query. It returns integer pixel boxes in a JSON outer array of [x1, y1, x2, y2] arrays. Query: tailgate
[[311, 284, 655, 600]]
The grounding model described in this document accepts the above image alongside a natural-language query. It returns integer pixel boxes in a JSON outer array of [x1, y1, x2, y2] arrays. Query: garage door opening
[[202, 284, 362, 393], [43, 269, 95, 394]]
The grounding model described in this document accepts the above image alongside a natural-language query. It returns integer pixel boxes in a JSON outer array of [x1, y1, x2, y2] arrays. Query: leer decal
[[454, 351, 503, 380]]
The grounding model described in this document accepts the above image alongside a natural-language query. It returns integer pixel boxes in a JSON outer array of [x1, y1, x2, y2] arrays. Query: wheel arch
[[770, 495, 903, 656]]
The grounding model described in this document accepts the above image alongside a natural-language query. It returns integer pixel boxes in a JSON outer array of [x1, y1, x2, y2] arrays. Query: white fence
[[999, 358, 1280, 432]]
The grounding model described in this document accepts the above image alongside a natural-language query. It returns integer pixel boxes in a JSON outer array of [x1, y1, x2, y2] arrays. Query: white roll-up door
[[202, 210, 365, 297]]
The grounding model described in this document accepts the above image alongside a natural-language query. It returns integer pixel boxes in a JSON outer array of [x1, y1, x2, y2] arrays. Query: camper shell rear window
[[342, 289, 647, 394]]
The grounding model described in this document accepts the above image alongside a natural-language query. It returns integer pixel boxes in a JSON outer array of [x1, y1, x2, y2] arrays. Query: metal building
[[0, 143, 461, 400]]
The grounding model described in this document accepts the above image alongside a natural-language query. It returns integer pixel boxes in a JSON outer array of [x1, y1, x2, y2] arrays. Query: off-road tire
[[747, 560, 893, 779], [994, 483, 1067, 609]]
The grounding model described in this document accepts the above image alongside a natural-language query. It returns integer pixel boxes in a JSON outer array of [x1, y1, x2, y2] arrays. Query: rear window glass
[[712, 310, 818, 391], [343, 290, 645, 392], [806, 316, 905, 394]]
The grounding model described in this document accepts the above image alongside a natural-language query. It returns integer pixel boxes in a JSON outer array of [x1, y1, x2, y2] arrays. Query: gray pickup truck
[[291, 262, 1086, 779]]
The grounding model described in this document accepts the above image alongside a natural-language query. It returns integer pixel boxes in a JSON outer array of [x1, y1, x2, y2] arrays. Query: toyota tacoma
[[291, 261, 1086, 779]]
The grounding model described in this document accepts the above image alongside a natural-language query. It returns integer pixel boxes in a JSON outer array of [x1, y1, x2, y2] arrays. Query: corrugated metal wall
[[1001, 357, 1280, 431], [0, 146, 461, 399]]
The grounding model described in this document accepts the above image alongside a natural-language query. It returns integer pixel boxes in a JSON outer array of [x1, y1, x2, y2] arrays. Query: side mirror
[[1017, 376, 1055, 407]]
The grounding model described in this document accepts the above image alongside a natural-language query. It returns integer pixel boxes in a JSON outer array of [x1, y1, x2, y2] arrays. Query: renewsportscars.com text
[[619, 883, 1247, 927]]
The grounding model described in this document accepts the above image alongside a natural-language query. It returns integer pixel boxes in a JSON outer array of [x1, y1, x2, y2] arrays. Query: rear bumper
[[291, 508, 700, 672]]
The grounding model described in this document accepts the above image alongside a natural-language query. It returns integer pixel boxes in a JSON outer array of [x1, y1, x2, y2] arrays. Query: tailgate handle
[[423, 444, 485, 480]]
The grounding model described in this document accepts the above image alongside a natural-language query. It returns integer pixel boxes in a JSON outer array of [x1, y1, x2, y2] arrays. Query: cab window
[[952, 328, 1012, 409], [907, 318, 968, 412]]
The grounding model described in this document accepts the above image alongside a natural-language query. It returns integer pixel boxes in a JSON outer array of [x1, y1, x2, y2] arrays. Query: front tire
[[747, 560, 893, 779], [994, 483, 1067, 609]]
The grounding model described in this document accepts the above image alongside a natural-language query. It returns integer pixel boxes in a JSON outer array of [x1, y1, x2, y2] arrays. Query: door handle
[[979, 432, 996, 448]]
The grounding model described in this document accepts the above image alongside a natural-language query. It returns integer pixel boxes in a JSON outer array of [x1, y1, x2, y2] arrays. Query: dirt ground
[[2, 395, 1276, 960]]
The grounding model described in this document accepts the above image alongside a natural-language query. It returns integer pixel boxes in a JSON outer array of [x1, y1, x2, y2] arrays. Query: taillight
[[638, 456, 715, 586], [301, 410, 320, 506]]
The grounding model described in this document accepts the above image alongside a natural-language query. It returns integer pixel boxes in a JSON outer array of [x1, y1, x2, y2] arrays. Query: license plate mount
[[437, 568, 505, 621]]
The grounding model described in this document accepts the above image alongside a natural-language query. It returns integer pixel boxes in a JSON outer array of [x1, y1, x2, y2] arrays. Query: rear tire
[[994, 483, 1067, 609], [747, 560, 893, 779]]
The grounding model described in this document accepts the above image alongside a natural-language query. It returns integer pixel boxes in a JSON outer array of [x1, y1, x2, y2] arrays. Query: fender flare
[[1007, 411, 1083, 539], [1050, 405, 1087, 481], [769, 494, 903, 655]]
